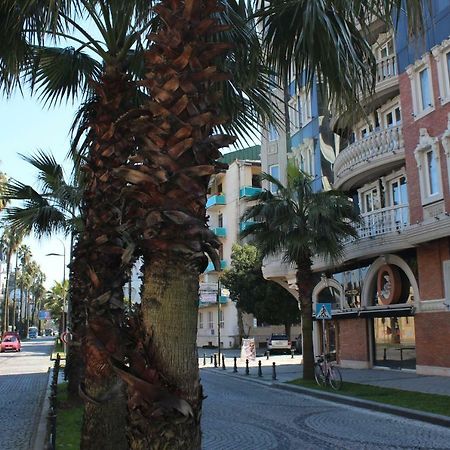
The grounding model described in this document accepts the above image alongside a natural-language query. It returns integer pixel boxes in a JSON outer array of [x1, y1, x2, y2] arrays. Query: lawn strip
[[289, 379, 450, 417], [56, 382, 83, 450]]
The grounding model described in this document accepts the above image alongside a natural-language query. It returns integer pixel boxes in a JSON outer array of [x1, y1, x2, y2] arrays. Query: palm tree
[[241, 163, 360, 379], [0, 228, 24, 333], [44, 280, 68, 330], [16, 245, 32, 334]]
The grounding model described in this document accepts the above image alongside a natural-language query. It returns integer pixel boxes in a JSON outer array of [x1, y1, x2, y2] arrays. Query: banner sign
[[38, 310, 51, 320], [241, 338, 256, 361], [199, 282, 219, 303]]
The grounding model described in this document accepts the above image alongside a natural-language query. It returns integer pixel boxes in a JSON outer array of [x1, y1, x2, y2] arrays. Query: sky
[[1, 92, 78, 288]]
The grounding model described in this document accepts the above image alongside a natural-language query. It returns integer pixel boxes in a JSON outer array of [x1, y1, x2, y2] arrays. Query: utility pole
[[217, 278, 221, 365]]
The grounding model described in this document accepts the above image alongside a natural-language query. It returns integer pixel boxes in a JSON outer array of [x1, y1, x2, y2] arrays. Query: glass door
[[373, 316, 416, 369]]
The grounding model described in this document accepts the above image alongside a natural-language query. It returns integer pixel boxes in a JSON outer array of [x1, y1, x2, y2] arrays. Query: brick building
[[261, 2, 450, 376]]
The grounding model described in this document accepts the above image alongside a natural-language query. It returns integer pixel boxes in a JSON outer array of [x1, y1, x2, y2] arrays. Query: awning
[[313, 305, 415, 320]]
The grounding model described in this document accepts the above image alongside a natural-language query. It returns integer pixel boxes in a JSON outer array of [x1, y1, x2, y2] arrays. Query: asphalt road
[[0, 337, 53, 450], [200, 368, 450, 450]]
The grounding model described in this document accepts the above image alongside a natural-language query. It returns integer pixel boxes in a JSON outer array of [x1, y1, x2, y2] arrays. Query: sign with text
[[199, 282, 218, 303], [241, 338, 256, 361], [39, 310, 51, 320]]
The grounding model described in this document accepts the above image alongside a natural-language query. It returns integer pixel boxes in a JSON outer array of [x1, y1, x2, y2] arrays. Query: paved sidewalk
[[199, 350, 450, 397]]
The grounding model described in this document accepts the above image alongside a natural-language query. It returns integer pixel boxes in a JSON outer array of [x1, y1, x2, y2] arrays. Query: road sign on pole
[[315, 303, 332, 320]]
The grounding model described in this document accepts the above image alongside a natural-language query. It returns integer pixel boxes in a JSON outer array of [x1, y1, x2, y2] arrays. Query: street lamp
[[46, 239, 67, 334]]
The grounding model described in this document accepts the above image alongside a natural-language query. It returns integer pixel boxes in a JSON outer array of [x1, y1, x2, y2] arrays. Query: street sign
[[199, 282, 218, 293], [316, 303, 332, 320], [220, 288, 230, 297], [199, 293, 217, 303], [39, 310, 51, 320]]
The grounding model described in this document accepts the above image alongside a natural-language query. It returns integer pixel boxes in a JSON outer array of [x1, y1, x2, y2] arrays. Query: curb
[[33, 367, 52, 450], [205, 368, 450, 429]]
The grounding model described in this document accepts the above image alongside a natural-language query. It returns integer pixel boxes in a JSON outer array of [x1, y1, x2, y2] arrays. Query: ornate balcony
[[348, 205, 409, 241], [375, 54, 398, 94], [239, 186, 262, 198], [333, 125, 405, 190]]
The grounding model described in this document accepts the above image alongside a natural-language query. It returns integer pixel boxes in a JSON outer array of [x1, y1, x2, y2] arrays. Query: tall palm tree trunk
[[296, 257, 315, 380], [2, 251, 12, 333], [128, 257, 202, 449], [11, 254, 18, 330]]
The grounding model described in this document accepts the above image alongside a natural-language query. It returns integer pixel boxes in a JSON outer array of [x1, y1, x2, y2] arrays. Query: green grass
[[289, 378, 450, 417], [56, 383, 83, 450], [51, 339, 66, 360]]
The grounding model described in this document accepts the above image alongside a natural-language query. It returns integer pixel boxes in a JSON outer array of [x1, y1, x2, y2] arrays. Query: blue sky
[[1, 92, 77, 288]]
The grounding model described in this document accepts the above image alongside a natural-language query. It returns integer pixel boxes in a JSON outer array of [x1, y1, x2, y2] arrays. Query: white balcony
[[375, 55, 398, 93], [333, 125, 405, 190], [347, 205, 409, 242]]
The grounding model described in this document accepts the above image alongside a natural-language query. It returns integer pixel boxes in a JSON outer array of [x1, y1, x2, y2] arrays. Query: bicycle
[[314, 353, 342, 390]]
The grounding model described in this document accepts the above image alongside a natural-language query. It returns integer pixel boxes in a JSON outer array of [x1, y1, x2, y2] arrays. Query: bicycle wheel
[[314, 364, 326, 387], [328, 366, 342, 390]]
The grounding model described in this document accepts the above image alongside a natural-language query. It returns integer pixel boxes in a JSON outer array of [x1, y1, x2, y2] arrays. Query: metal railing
[[345, 204, 409, 242]]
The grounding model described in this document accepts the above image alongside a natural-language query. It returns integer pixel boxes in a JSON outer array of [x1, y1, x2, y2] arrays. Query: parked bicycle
[[314, 353, 342, 390]]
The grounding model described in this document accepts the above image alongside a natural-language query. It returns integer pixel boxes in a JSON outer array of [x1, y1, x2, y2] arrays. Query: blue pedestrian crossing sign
[[316, 303, 332, 320]]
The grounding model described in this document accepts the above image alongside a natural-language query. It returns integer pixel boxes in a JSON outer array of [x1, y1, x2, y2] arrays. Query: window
[[218, 213, 223, 228], [198, 313, 203, 329], [432, 37, 450, 105], [268, 123, 279, 141], [385, 106, 401, 128], [217, 183, 222, 194], [269, 164, 280, 193], [406, 54, 434, 119], [208, 311, 214, 329], [426, 149, 439, 195], [219, 310, 224, 328], [289, 95, 300, 133], [388, 174, 408, 226], [377, 38, 396, 81], [419, 68, 432, 110], [414, 128, 443, 205], [299, 88, 312, 126]]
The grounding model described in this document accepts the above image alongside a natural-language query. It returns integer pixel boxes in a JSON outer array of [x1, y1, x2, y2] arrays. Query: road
[[201, 368, 450, 450], [0, 337, 53, 450]]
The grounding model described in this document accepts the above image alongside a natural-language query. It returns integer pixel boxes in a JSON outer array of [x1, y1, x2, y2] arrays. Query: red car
[[1, 333, 21, 352]]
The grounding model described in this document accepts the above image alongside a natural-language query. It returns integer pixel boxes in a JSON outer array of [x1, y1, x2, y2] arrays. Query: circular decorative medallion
[[377, 264, 402, 305]]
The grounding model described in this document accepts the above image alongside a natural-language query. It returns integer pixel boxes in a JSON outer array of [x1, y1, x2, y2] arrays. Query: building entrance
[[373, 316, 416, 369]]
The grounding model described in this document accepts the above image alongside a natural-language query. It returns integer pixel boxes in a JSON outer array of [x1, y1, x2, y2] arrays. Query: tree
[[44, 280, 68, 328], [221, 243, 301, 338], [241, 163, 360, 380], [0, 228, 24, 333]]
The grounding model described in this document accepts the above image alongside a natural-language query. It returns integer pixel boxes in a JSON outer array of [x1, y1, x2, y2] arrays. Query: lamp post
[[46, 239, 67, 335]]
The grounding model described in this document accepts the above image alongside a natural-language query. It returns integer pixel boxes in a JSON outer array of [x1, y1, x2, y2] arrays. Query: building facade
[[261, 3, 450, 376], [197, 146, 263, 349]]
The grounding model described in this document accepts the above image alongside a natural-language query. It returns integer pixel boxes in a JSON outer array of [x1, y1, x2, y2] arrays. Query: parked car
[[1, 334, 21, 352], [267, 334, 291, 353]]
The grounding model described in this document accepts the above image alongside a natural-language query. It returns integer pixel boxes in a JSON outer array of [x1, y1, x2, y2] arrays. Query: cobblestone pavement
[[0, 337, 53, 450], [201, 369, 450, 450]]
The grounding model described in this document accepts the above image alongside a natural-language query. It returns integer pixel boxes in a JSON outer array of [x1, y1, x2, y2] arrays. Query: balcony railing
[[346, 204, 409, 242], [239, 221, 255, 232], [334, 125, 404, 187], [206, 194, 226, 209], [239, 186, 262, 198], [376, 55, 397, 85], [212, 227, 226, 238]]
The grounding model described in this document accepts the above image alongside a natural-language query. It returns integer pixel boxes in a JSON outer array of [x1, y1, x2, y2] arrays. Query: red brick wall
[[417, 238, 450, 300], [415, 312, 450, 368], [337, 319, 369, 362], [399, 56, 450, 224]]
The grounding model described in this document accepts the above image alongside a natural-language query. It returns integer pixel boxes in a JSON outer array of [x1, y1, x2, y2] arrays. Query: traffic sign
[[316, 303, 332, 320]]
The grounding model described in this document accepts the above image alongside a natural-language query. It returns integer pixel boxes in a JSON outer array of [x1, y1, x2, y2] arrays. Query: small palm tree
[[241, 162, 360, 379]]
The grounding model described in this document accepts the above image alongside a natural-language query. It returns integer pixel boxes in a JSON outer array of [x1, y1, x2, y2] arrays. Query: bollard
[[214, 354, 217, 368], [233, 357, 238, 373], [266, 350, 270, 360], [291, 348, 294, 359], [245, 359, 249, 375], [272, 362, 277, 380], [258, 360, 262, 377], [203, 353, 206, 366], [210, 354, 213, 364], [222, 354, 226, 370], [383, 348, 387, 360]]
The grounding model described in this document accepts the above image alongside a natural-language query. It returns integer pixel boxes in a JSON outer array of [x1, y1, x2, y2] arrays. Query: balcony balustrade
[[334, 125, 404, 189], [345, 204, 409, 242], [239, 186, 262, 198], [212, 227, 226, 238], [205, 260, 227, 272], [206, 194, 226, 209], [376, 54, 398, 86]]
